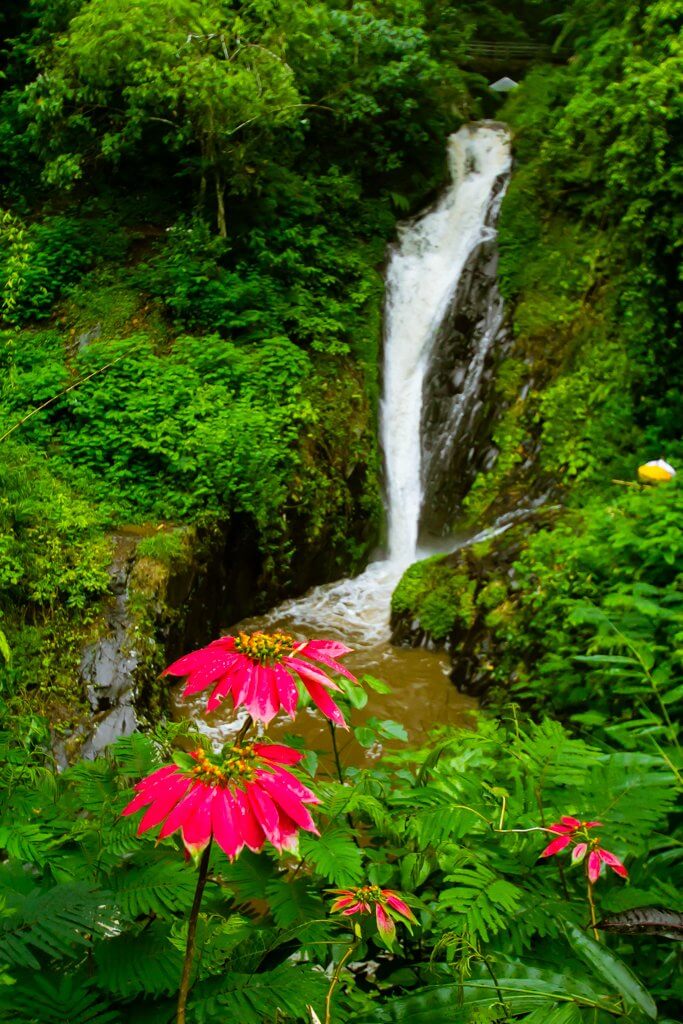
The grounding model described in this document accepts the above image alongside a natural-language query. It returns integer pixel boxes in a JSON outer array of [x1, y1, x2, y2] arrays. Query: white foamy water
[[257, 124, 512, 648], [382, 123, 511, 561]]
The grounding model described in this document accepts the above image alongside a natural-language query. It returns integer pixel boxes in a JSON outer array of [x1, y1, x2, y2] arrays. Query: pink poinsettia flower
[[538, 814, 628, 885], [122, 742, 319, 859], [584, 846, 628, 883], [165, 631, 355, 727], [329, 885, 417, 944], [540, 816, 602, 858]]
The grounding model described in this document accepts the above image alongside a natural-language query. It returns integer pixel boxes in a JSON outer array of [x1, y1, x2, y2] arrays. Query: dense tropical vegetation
[[0, 1, 681, 1022]]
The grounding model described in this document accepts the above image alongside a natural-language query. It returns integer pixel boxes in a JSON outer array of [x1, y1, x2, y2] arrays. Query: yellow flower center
[[233, 630, 295, 664], [190, 745, 259, 787], [354, 885, 383, 904]]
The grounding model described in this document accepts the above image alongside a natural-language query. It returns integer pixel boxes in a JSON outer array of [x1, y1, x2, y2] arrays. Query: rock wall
[[419, 171, 511, 538]]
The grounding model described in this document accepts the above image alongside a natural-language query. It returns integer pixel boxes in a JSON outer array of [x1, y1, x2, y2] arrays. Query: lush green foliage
[[0, 1, 681, 1021], [467, 0, 682, 523], [0, 686, 679, 1023]]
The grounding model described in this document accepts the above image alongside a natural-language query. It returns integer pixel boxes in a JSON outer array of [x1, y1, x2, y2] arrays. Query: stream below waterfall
[[173, 122, 512, 768]]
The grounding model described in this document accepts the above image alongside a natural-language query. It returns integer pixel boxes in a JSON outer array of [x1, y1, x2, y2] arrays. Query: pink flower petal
[[181, 657, 239, 697], [246, 783, 281, 847], [157, 783, 205, 840], [572, 842, 587, 865], [375, 904, 396, 943], [257, 772, 318, 833], [164, 637, 236, 677], [302, 648, 357, 682], [584, 821, 602, 830], [330, 895, 357, 911], [588, 850, 602, 883], [301, 676, 347, 728], [255, 743, 303, 765], [342, 902, 366, 915], [136, 775, 193, 833], [302, 640, 352, 659], [540, 835, 571, 858], [270, 765, 319, 803], [181, 787, 214, 855], [233, 787, 265, 852], [560, 816, 582, 829], [599, 848, 628, 878], [128, 764, 178, 796], [384, 892, 417, 922], [251, 665, 278, 724], [274, 664, 299, 718], [284, 657, 343, 693], [274, 810, 300, 853], [231, 661, 255, 710], [212, 789, 243, 860]]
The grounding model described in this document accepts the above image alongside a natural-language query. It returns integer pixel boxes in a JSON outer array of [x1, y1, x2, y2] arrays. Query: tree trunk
[[215, 172, 227, 238]]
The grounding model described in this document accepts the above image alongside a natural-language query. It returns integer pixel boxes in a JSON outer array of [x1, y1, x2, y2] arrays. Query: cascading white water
[[256, 123, 511, 646], [382, 123, 511, 561]]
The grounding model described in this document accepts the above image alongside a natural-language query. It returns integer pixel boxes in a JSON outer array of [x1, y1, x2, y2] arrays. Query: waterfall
[[382, 123, 511, 560], [257, 122, 511, 646]]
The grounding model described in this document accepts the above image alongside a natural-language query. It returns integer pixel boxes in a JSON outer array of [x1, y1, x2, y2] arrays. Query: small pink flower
[[165, 632, 355, 727], [537, 814, 628, 885], [540, 816, 601, 858], [587, 846, 628, 883], [122, 742, 319, 858], [329, 886, 417, 944]]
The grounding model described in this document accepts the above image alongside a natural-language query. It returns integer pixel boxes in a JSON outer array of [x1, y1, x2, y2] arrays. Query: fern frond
[[265, 876, 324, 929], [188, 963, 328, 1024], [438, 865, 523, 943], [95, 922, 184, 997], [0, 972, 121, 1024], [300, 824, 363, 886], [111, 859, 195, 920], [0, 882, 111, 968]]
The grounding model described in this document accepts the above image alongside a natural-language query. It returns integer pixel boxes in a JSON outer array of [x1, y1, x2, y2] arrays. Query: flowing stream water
[[175, 123, 512, 762]]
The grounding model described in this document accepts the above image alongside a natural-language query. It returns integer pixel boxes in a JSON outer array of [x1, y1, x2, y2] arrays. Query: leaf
[[0, 973, 121, 1024], [360, 674, 393, 695], [188, 963, 328, 1024], [300, 825, 363, 886], [0, 883, 111, 968], [111, 859, 196, 920], [0, 629, 10, 666], [598, 906, 683, 939], [564, 921, 657, 1019], [95, 922, 184, 997]]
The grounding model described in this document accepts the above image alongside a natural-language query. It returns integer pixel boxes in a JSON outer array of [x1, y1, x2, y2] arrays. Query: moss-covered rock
[[390, 508, 561, 699]]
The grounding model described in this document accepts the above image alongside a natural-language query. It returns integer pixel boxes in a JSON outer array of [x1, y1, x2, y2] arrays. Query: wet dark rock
[[390, 506, 561, 698], [74, 503, 379, 759], [79, 533, 139, 759], [419, 170, 511, 539]]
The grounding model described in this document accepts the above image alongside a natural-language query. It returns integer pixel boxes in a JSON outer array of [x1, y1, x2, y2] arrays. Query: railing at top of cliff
[[464, 40, 571, 65]]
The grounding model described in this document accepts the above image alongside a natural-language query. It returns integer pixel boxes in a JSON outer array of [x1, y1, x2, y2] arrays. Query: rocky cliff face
[[419, 172, 511, 539]]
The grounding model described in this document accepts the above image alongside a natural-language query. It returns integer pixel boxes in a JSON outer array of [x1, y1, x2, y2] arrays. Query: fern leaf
[[0, 972, 121, 1023], [265, 876, 324, 929], [111, 859, 196, 920], [188, 963, 328, 1024], [95, 922, 184, 997], [300, 825, 363, 886], [0, 882, 111, 968]]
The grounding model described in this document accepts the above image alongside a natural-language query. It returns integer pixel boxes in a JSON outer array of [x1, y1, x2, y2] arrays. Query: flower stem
[[236, 714, 253, 746], [586, 874, 599, 941], [328, 720, 344, 784], [324, 940, 358, 1024], [177, 839, 212, 1024]]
